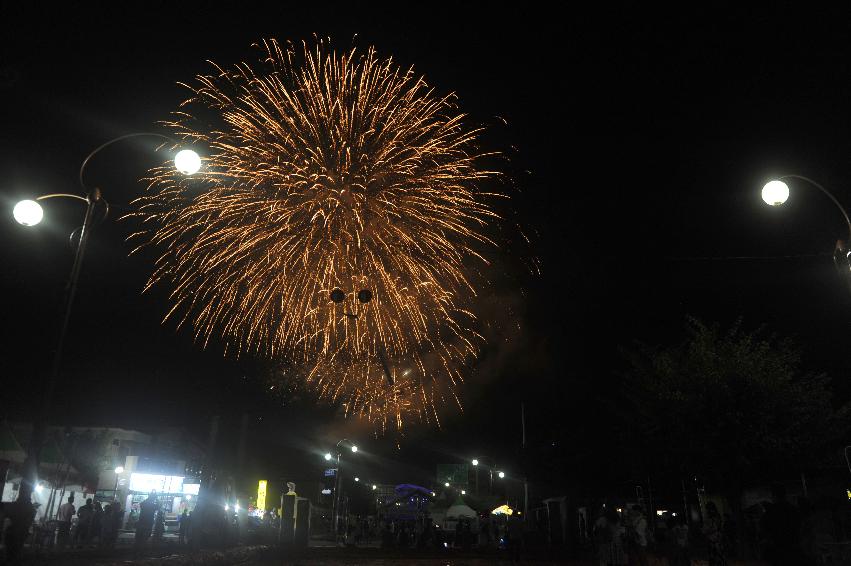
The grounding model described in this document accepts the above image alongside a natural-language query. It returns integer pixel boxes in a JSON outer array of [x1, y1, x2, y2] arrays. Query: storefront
[[124, 472, 200, 528]]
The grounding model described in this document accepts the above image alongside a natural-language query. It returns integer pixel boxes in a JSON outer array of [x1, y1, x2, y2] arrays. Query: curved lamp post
[[325, 438, 358, 539], [762, 175, 851, 291], [12, 133, 200, 511]]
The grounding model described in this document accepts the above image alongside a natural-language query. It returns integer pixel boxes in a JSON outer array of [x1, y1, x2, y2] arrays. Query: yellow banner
[[257, 480, 268, 511]]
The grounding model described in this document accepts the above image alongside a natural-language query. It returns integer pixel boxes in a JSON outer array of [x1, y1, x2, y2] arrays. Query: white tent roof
[[445, 500, 477, 518]]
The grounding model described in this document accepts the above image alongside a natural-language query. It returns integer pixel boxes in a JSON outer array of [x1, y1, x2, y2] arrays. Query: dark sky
[[3, 4, 851, 493]]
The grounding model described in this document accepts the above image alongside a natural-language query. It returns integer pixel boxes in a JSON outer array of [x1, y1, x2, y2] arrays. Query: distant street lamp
[[762, 175, 851, 291], [498, 471, 506, 479], [11, 133, 200, 517]]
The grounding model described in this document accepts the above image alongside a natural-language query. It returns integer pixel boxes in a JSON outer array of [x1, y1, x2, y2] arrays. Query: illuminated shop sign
[[129, 473, 184, 493]]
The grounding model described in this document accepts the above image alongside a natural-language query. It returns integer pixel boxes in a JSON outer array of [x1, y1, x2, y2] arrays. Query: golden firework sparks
[[129, 39, 502, 432]]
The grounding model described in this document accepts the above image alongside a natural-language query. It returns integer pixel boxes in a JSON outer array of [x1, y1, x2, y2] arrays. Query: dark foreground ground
[[11, 543, 773, 566]]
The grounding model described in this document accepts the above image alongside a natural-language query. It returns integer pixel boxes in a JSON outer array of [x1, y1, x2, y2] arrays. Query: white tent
[[443, 498, 478, 531]]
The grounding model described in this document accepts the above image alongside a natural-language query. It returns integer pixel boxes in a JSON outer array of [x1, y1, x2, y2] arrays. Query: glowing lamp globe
[[114, 466, 124, 474], [472, 459, 479, 466], [14, 200, 44, 226], [350, 445, 358, 453], [762, 180, 789, 206], [498, 471, 505, 479], [324, 452, 333, 461], [174, 149, 201, 175]]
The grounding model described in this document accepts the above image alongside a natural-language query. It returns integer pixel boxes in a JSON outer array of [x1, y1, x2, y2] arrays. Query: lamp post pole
[[8, 135, 199, 556], [18, 188, 102, 507], [329, 439, 357, 541], [763, 175, 851, 291]]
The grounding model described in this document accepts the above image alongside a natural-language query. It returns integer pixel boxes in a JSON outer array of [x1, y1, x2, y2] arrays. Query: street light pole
[[763, 175, 851, 291], [329, 438, 357, 541], [10, 134, 200, 536], [18, 188, 102, 507]]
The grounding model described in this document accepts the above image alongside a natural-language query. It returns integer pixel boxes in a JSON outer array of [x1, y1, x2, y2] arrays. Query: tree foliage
[[622, 317, 850, 490]]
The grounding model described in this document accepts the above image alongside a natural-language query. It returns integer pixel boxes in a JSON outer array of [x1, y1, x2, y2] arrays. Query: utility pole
[[521, 402, 528, 521]]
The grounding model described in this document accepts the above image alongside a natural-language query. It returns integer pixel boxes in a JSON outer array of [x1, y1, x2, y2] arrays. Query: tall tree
[[621, 317, 850, 493]]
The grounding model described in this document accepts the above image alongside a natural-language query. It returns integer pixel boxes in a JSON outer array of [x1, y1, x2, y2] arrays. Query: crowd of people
[[591, 484, 844, 566], [53, 494, 123, 549]]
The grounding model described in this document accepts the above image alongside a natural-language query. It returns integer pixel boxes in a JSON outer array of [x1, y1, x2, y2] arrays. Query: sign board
[[436, 464, 469, 487], [257, 480, 268, 510]]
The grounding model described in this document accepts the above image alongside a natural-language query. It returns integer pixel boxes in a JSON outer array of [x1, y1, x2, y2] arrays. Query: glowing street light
[[114, 466, 124, 474], [498, 471, 505, 479], [324, 453, 333, 461], [461, 490, 466, 495], [351, 445, 358, 453], [762, 180, 790, 206], [472, 459, 479, 466], [174, 149, 202, 175], [13, 200, 43, 226], [354, 477, 360, 482], [372, 484, 377, 490], [445, 482, 450, 487]]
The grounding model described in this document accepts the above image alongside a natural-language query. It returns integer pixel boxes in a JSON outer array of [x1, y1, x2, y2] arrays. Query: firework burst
[[130, 39, 502, 432]]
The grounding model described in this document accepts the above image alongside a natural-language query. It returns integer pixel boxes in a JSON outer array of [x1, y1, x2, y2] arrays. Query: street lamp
[[11, 133, 200, 515], [498, 471, 505, 479], [326, 438, 358, 539], [762, 175, 851, 291]]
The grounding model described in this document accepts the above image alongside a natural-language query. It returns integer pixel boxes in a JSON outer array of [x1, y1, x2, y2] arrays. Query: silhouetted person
[[75, 497, 93, 545], [90, 501, 103, 545], [179, 509, 189, 543], [135, 492, 158, 549], [506, 515, 523, 563], [670, 516, 690, 566], [629, 505, 650, 566], [703, 502, 726, 566], [57, 495, 75, 549], [761, 485, 801, 565]]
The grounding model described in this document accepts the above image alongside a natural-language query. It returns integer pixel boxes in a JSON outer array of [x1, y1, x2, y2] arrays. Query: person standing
[[609, 512, 629, 566], [135, 492, 158, 549], [90, 501, 103, 545], [179, 508, 189, 544], [594, 509, 612, 566], [629, 505, 649, 566], [703, 502, 727, 566], [56, 495, 75, 549], [75, 497, 94, 546], [670, 516, 690, 566]]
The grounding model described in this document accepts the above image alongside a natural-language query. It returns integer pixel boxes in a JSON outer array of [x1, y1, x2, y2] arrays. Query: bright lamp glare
[[472, 459, 479, 466], [324, 453, 333, 461], [354, 477, 360, 482], [762, 180, 790, 206], [174, 149, 201, 175], [498, 471, 505, 478], [35, 484, 44, 494], [351, 445, 358, 453], [372, 485, 377, 490], [445, 482, 450, 487], [14, 200, 43, 226], [115, 466, 124, 474]]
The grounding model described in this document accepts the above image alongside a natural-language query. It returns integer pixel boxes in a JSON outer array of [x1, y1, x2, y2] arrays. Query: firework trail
[[130, 39, 502, 432]]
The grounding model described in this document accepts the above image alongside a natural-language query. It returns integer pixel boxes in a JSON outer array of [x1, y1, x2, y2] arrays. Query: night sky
[[3, 5, 851, 494]]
